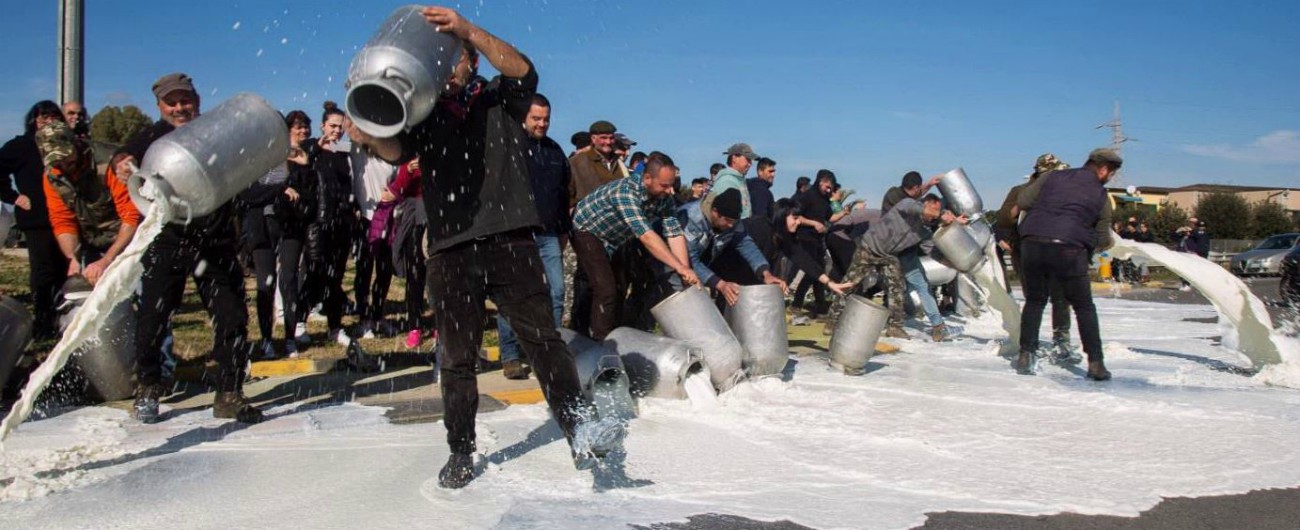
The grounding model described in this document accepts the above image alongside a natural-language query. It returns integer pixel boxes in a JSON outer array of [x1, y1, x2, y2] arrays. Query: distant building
[[1107, 184, 1300, 221]]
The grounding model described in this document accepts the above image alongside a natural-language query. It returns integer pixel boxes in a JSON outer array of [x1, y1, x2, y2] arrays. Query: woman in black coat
[[238, 110, 314, 358], [297, 102, 356, 347], [0, 101, 69, 338]]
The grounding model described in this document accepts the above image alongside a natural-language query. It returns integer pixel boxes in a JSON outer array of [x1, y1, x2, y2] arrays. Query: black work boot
[[1086, 360, 1112, 381], [1051, 334, 1082, 365], [132, 384, 165, 424], [502, 359, 532, 380], [1015, 350, 1037, 375], [438, 453, 476, 489], [213, 391, 265, 423], [344, 340, 381, 373]]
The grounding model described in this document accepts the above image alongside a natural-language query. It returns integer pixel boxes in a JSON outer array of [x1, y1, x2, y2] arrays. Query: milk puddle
[[0, 200, 173, 444]]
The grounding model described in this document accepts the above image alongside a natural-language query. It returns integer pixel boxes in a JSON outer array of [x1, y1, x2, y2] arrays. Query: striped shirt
[[574, 175, 682, 253]]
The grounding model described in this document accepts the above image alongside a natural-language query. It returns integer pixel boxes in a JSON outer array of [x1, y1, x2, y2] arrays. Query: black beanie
[[902, 171, 923, 188], [712, 188, 742, 219]]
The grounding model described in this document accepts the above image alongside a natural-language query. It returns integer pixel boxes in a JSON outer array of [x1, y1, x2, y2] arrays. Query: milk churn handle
[[124, 161, 193, 224], [382, 67, 416, 100]]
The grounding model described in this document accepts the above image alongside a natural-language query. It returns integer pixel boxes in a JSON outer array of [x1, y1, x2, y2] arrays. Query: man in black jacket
[[346, 6, 623, 488], [113, 73, 263, 424], [496, 93, 571, 380], [1015, 148, 1119, 380]]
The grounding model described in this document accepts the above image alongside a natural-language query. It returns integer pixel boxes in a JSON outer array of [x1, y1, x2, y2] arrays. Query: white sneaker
[[1179, 285, 1193, 292], [294, 322, 311, 345], [331, 328, 352, 348], [359, 323, 376, 340]]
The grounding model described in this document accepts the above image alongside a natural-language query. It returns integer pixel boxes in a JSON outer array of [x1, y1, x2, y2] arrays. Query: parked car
[[1281, 245, 1300, 306], [1230, 233, 1299, 276]]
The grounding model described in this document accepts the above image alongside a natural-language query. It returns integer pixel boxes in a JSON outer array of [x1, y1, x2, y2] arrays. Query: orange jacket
[[43, 165, 141, 239]]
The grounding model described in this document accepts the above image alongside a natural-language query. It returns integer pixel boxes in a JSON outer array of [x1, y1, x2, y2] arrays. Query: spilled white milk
[[683, 371, 717, 408], [1108, 233, 1300, 374], [0, 200, 173, 445]]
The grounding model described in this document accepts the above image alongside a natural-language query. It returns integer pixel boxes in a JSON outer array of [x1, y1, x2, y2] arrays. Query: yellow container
[[1098, 257, 1111, 278]]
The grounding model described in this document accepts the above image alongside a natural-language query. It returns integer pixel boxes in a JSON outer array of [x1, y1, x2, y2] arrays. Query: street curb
[[173, 358, 334, 382], [487, 388, 545, 405]]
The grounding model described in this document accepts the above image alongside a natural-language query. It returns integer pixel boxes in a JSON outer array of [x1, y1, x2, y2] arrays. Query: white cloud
[[1183, 130, 1300, 164]]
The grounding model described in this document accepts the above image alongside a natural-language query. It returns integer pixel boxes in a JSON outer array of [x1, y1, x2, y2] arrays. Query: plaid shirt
[[574, 175, 682, 253]]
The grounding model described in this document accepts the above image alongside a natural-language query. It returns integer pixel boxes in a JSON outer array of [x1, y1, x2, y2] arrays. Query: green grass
[[1, 247, 500, 367]]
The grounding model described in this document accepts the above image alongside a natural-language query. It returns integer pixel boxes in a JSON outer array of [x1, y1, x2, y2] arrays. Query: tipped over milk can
[[936, 168, 984, 220], [829, 295, 888, 375], [128, 92, 289, 221], [0, 296, 33, 394], [59, 294, 137, 401], [651, 287, 746, 391], [932, 223, 985, 273], [724, 284, 789, 377], [921, 255, 958, 286], [345, 5, 459, 138], [558, 328, 636, 422], [604, 327, 710, 400]]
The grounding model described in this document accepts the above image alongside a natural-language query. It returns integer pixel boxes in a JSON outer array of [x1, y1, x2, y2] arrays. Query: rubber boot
[[1015, 350, 1036, 375], [1086, 360, 1112, 381], [438, 453, 475, 489], [213, 391, 265, 423], [502, 359, 532, 380]]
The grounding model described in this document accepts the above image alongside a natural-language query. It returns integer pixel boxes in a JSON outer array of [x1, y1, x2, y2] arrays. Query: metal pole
[[57, 0, 85, 105]]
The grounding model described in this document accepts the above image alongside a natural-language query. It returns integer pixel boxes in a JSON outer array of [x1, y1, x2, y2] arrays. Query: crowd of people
[[2, 6, 1133, 487]]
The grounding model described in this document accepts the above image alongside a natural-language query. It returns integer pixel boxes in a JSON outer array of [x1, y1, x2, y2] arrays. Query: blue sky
[[4, 0, 1298, 202]]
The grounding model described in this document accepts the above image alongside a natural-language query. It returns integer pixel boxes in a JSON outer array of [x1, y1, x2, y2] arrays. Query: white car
[[1230, 233, 1299, 276]]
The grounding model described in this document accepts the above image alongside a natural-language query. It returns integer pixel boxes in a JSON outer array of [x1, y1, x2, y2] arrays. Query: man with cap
[[1015, 148, 1120, 380], [571, 153, 700, 340], [113, 72, 264, 424], [567, 120, 625, 335], [675, 188, 787, 306], [994, 153, 1076, 361], [710, 143, 759, 220], [568, 120, 623, 208], [569, 131, 591, 157], [614, 133, 637, 175], [882, 171, 941, 214], [36, 120, 140, 287]]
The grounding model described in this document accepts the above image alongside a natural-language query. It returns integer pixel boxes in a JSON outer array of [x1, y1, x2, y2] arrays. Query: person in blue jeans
[[498, 93, 570, 380]]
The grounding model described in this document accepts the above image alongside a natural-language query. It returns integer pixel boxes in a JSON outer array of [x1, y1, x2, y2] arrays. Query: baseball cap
[[589, 120, 617, 135], [723, 143, 759, 161], [152, 72, 196, 99]]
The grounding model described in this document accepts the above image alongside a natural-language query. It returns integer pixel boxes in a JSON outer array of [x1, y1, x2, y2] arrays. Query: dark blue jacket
[[1017, 167, 1113, 251], [746, 177, 774, 220], [526, 135, 570, 235]]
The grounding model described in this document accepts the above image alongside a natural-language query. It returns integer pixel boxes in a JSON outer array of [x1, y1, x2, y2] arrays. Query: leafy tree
[[1150, 201, 1189, 246], [88, 105, 152, 145], [1250, 199, 1294, 238], [1193, 192, 1250, 239], [89, 106, 121, 144], [117, 105, 152, 142]]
